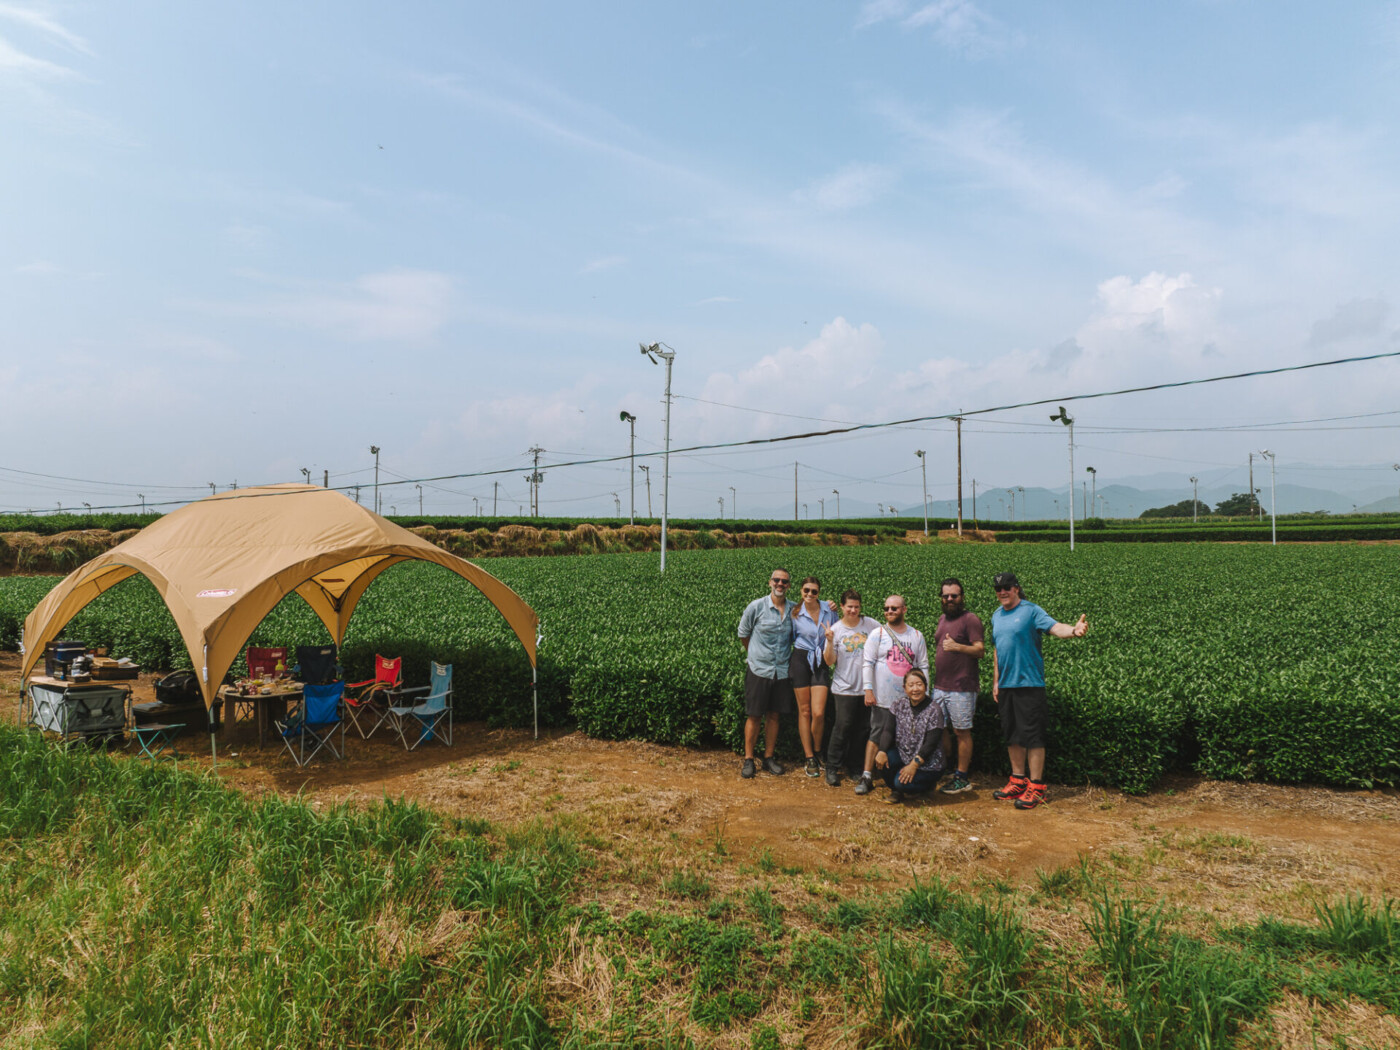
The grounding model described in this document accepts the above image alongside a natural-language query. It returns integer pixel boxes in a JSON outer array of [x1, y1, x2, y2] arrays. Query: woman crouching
[[871, 668, 946, 803]]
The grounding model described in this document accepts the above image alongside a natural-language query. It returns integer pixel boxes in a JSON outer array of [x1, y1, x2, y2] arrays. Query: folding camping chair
[[275, 681, 345, 767], [343, 654, 400, 739], [385, 662, 453, 750], [294, 645, 339, 685]]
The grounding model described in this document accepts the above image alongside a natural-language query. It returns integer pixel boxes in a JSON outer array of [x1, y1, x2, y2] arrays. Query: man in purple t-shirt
[[933, 577, 984, 796]]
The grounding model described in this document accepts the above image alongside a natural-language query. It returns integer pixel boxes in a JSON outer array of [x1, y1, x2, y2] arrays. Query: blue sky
[[4, 1, 1400, 518]]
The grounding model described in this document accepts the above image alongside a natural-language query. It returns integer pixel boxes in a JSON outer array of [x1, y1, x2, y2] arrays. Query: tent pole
[[533, 624, 542, 741], [208, 705, 217, 769]]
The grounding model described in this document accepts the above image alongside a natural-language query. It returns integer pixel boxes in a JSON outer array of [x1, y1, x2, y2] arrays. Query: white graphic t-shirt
[[828, 616, 880, 695], [862, 623, 930, 710]]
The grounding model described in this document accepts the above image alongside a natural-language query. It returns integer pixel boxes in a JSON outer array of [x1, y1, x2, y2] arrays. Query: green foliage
[[1215, 491, 1264, 516], [1140, 498, 1212, 518], [6, 543, 1399, 791]]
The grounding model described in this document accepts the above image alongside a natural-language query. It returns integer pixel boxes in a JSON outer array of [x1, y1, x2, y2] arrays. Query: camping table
[[25, 676, 131, 743], [217, 684, 303, 747]]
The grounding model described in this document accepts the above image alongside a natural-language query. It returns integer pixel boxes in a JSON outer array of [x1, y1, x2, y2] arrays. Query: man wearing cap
[[989, 571, 1088, 810], [738, 568, 798, 778]]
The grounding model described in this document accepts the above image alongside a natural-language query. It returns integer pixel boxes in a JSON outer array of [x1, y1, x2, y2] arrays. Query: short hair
[[903, 667, 928, 688], [840, 588, 862, 605], [940, 578, 964, 596], [801, 576, 821, 590], [771, 568, 791, 580]]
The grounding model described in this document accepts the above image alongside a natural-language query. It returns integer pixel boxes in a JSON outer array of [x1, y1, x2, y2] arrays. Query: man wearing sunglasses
[[854, 594, 929, 796], [989, 571, 1088, 810], [737, 569, 800, 778]]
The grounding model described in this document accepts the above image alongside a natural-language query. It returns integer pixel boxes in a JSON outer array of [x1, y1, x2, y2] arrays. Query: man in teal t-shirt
[[988, 571, 1088, 810]]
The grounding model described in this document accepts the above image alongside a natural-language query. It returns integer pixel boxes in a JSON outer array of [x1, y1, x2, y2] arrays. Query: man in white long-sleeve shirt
[[854, 594, 929, 796]]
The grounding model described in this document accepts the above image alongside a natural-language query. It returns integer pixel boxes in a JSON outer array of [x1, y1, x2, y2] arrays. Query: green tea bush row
[[5, 544, 1398, 791]]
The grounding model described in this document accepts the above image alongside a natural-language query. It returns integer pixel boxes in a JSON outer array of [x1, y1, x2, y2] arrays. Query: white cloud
[[580, 254, 625, 273], [698, 295, 739, 305], [794, 163, 894, 211], [858, 0, 1018, 55], [233, 270, 455, 342], [0, 33, 76, 80], [0, 4, 91, 54]]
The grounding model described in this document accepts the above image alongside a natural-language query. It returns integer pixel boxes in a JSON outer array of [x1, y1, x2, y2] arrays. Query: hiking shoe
[[741, 758, 756, 779], [993, 775, 1028, 801], [940, 774, 972, 795], [762, 756, 785, 776], [804, 757, 820, 778], [825, 767, 840, 787], [853, 774, 874, 796], [1014, 782, 1048, 810], [886, 789, 905, 805]]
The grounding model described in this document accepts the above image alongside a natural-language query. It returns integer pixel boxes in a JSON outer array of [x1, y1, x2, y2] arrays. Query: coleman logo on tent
[[196, 588, 237, 598]]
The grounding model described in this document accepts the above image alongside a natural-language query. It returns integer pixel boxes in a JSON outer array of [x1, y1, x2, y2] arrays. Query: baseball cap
[[992, 571, 1020, 590]]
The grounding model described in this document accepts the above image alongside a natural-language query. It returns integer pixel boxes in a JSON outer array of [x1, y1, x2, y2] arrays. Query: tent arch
[[21, 485, 538, 708]]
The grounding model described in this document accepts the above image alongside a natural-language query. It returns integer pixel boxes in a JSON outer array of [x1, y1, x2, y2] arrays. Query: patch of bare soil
[[3, 651, 1397, 919]]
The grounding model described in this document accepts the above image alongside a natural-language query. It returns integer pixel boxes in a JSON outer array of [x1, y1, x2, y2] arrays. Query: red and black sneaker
[[1014, 782, 1048, 809], [993, 775, 1028, 801]]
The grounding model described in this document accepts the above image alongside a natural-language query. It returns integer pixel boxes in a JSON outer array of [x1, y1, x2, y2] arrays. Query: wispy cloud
[[580, 254, 625, 274], [0, 3, 90, 53], [857, 0, 1019, 55], [794, 163, 894, 211], [698, 295, 739, 305], [223, 270, 456, 342]]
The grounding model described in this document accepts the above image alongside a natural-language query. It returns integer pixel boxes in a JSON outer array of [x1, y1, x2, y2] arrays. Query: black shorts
[[789, 649, 832, 689], [744, 669, 796, 718], [999, 686, 1048, 749], [868, 706, 895, 743]]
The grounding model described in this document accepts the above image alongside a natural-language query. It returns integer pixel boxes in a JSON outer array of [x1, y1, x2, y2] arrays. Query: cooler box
[[29, 681, 127, 739]]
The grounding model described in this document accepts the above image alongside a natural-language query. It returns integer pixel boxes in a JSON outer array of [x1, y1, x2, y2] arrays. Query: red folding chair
[[344, 654, 401, 739]]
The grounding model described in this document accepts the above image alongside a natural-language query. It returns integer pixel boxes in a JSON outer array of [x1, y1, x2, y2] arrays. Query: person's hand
[[992, 683, 999, 704], [826, 599, 839, 612], [1072, 614, 1088, 638], [824, 622, 835, 643], [874, 751, 889, 770], [864, 689, 876, 707], [898, 764, 916, 785], [941, 636, 960, 652]]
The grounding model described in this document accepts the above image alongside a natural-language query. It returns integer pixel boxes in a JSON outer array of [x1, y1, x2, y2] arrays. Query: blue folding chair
[[385, 662, 453, 750], [275, 682, 346, 767]]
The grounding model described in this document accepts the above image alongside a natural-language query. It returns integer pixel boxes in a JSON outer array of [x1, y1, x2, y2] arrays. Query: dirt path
[[5, 652, 1397, 921]]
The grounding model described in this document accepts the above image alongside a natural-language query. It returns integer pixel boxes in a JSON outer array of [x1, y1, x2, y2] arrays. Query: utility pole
[[729, 486, 736, 520], [793, 462, 799, 521], [526, 446, 545, 516], [416, 484, 423, 515], [717, 496, 724, 518], [1082, 481, 1087, 520], [955, 415, 964, 537], [1016, 486, 1025, 522], [1086, 466, 1096, 518], [972, 479, 977, 528], [139, 494, 145, 513], [1248, 452, 1256, 521], [1051, 406, 1075, 551], [370, 446, 381, 514], [352, 485, 361, 504], [819, 497, 825, 519], [802, 503, 808, 518], [208, 483, 216, 495], [1190, 476, 1199, 523], [613, 492, 622, 516], [1393, 464, 1400, 512], [323, 469, 328, 488], [832, 488, 839, 518], [473, 497, 479, 515], [639, 341, 676, 572], [620, 411, 637, 524], [639, 464, 652, 517], [915, 450, 929, 536], [300, 467, 310, 484], [1258, 449, 1277, 544], [1006, 488, 1015, 522], [493, 481, 498, 516]]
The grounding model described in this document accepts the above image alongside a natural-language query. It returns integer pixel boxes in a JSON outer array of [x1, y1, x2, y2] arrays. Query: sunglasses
[[801, 587, 819, 594], [940, 594, 962, 600], [994, 586, 1013, 593], [771, 578, 790, 584], [883, 605, 902, 612]]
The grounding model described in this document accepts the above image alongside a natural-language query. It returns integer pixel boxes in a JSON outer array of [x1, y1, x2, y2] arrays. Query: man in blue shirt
[[989, 571, 1088, 810], [737, 568, 798, 778]]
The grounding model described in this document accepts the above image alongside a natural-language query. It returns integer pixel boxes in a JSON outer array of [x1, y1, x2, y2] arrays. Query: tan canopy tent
[[21, 484, 538, 714]]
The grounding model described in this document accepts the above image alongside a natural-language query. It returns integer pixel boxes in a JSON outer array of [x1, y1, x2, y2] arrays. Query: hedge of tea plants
[[2, 544, 1396, 792]]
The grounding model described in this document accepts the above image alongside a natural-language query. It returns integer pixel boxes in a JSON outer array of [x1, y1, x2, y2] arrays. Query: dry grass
[[1262, 990, 1400, 1050]]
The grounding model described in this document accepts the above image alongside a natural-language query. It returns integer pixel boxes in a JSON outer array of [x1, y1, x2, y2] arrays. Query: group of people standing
[[737, 568, 1088, 808]]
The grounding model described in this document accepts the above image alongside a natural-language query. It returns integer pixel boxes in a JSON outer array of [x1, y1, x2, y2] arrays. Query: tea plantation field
[[2, 544, 1397, 793]]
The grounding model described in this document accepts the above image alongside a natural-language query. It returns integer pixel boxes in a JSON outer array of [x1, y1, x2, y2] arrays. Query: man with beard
[[854, 594, 929, 796], [932, 577, 983, 796], [989, 571, 1088, 810]]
